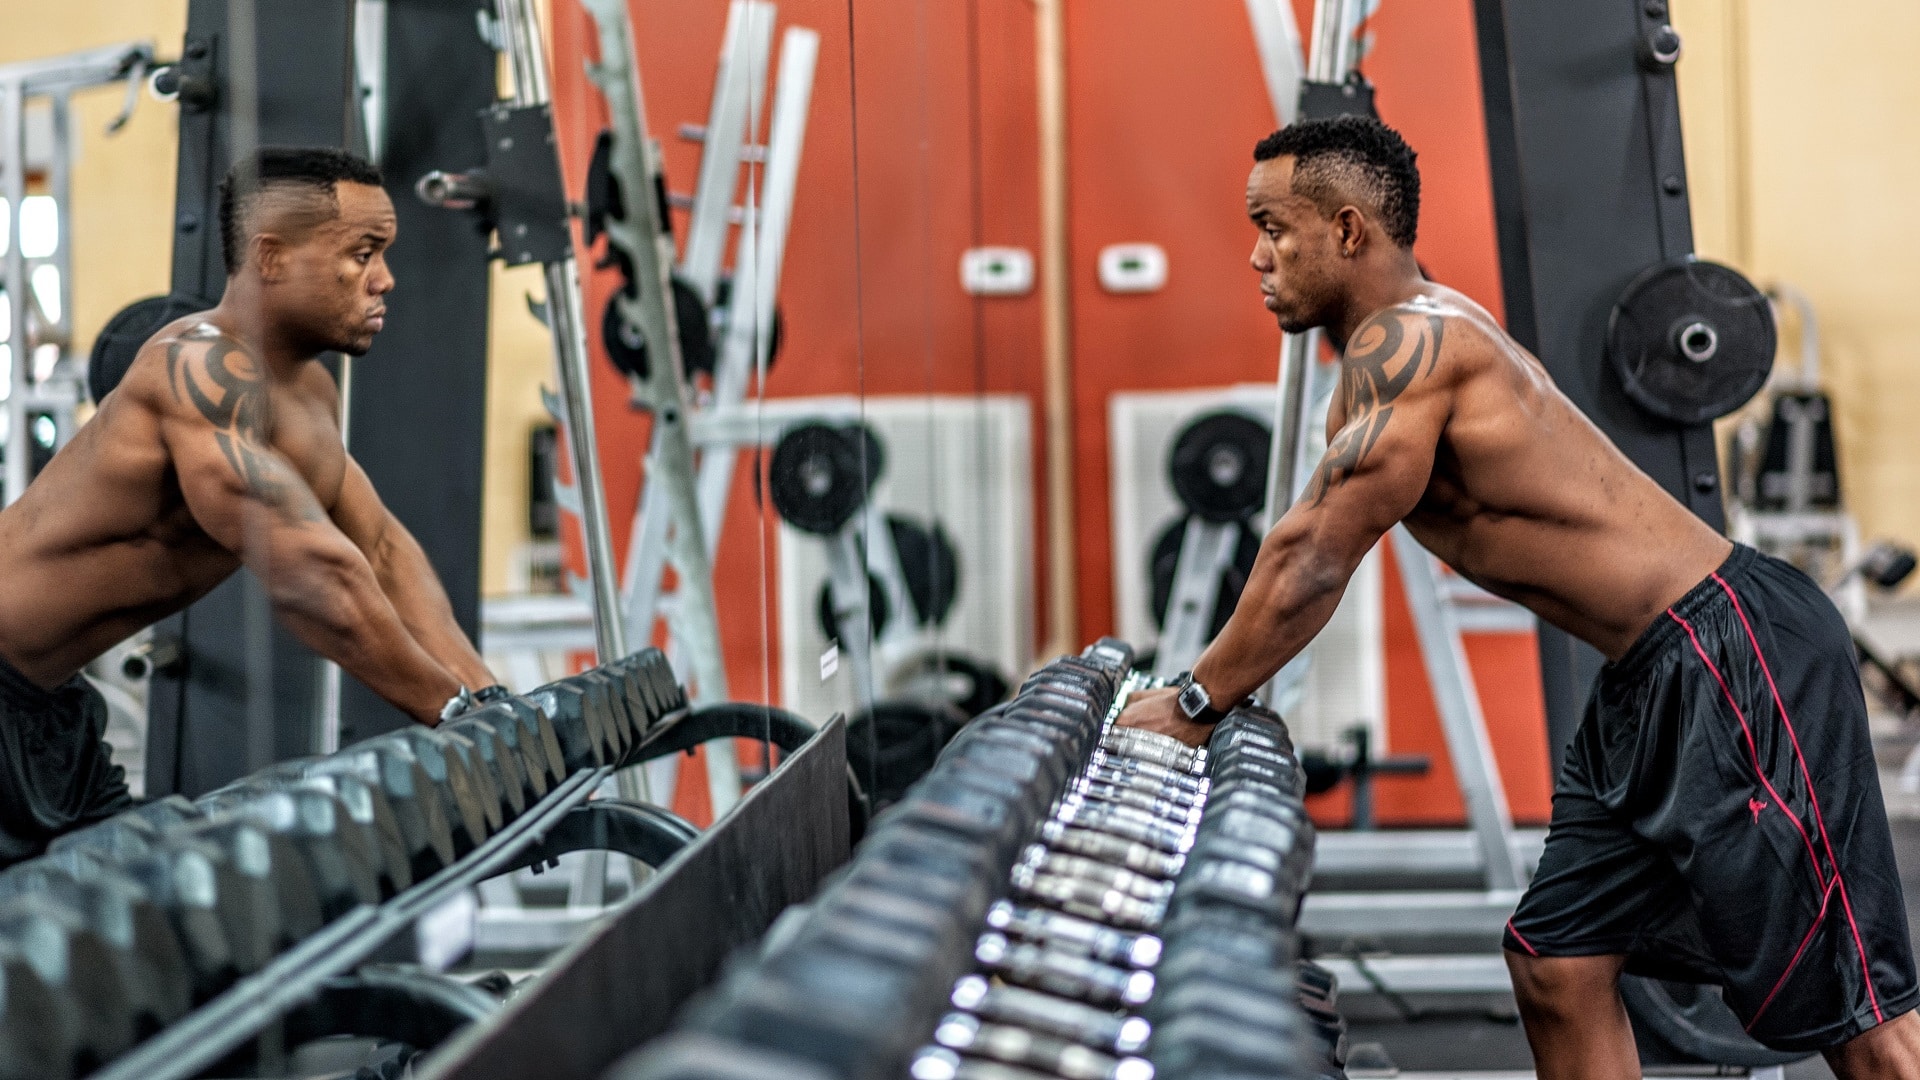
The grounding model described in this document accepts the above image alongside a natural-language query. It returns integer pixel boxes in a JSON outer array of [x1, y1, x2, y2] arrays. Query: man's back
[[1362, 285, 1731, 660], [0, 316, 344, 687]]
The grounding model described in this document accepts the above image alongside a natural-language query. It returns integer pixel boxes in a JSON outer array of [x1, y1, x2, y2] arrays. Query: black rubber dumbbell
[[983, 900, 1164, 969], [0, 860, 193, 1036], [568, 669, 634, 766], [522, 680, 612, 773], [948, 975, 1151, 1056], [0, 935, 84, 1079], [451, 707, 546, 807], [368, 729, 493, 855], [293, 746, 457, 882], [444, 715, 528, 821], [433, 726, 510, 835], [170, 815, 327, 949], [194, 788, 384, 919], [50, 816, 285, 976], [474, 698, 567, 794], [0, 894, 141, 1067], [973, 932, 1156, 1008], [240, 766, 415, 897]]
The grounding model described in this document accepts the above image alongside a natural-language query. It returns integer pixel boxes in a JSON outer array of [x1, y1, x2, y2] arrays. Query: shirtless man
[[0, 146, 502, 865], [1116, 116, 1920, 1076]]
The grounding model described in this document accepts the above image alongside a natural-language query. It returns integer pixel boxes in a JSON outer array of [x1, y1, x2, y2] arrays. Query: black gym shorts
[[0, 650, 132, 869], [1504, 543, 1919, 1051]]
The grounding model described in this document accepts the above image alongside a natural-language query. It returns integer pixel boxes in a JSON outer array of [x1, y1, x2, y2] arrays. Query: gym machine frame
[[0, 42, 153, 507]]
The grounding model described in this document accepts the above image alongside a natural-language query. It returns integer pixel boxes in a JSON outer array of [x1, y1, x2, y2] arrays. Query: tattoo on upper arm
[[166, 334, 325, 525], [1304, 309, 1445, 506]]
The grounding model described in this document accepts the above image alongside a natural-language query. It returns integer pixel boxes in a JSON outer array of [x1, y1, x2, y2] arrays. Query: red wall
[[545, 0, 1552, 826]]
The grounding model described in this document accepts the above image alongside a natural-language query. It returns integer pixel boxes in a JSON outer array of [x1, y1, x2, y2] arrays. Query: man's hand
[[1116, 686, 1218, 749]]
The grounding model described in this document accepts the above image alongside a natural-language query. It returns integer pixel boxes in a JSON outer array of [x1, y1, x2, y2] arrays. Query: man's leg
[[1826, 1010, 1920, 1080], [1506, 950, 1637, 1080]]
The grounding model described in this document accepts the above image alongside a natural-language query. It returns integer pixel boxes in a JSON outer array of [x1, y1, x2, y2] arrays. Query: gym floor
[[1340, 600, 1920, 1079]]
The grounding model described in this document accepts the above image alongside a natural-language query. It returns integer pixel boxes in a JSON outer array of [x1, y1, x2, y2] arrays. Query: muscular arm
[[331, 458, 496, 690], [155, 332, 463, 723], [1127, 307, 1454, 742]]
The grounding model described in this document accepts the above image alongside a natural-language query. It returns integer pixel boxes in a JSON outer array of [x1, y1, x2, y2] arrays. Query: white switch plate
[[1098, 243, 1168, 293], [960, 246, 1035, 296]]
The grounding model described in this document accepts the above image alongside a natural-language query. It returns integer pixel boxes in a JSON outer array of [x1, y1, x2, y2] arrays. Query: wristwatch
[[1172, 672, 1229, 726]]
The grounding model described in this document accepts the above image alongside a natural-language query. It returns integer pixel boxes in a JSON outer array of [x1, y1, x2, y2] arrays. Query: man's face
[[271, 181, 396, 357], [1247, 157, 1343, 334]]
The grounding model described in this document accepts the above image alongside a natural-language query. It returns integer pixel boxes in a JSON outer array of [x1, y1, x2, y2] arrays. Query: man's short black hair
[[1254, 116, 1420, 248], [218, 146, 384, 272]]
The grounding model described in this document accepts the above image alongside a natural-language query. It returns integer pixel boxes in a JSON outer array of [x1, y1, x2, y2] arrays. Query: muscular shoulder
[[1344, 291, 1505, 391], [118, 320, 272, 441]]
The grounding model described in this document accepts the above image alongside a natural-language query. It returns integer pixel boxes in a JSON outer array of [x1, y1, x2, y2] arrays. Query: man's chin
[[1277, 314, 1315, 334]]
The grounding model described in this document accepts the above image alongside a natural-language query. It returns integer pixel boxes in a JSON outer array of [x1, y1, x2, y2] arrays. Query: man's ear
[[251, 233, 289, 282], [1333, 206, 1368, 258]]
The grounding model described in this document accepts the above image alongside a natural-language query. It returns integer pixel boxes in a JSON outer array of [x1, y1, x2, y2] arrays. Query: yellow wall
[[0, 1, 187, 356], [1676, 0, 1920, 555]]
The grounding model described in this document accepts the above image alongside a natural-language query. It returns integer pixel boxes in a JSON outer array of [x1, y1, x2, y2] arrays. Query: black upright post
[[1471, 0, 1723, 772], [148, 1, 360, 796], [336, 0, 495, 741]]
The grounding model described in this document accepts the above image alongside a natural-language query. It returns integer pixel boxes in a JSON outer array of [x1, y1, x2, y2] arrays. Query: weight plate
[[713, 272, 786, 374], [769, 423, 868, 535], [600, 276, 713, 383], [1606, 257, 1775, 424], [815, 571, 893, 645], [1169, 411, 1272, 522], [1148, 516, 1260, 635], [888, 514, 959, 627], [1621, 976, 1806, 1067], [89, 294, 214, 403]]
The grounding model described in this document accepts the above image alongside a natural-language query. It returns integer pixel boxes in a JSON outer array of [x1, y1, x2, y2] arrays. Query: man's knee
[[1506, 950, 1625, 1023]]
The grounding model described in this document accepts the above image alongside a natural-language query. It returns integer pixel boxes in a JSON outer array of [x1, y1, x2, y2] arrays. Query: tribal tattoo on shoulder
[[1303, 308, 1446, 506], [166, 328, 325, 525]]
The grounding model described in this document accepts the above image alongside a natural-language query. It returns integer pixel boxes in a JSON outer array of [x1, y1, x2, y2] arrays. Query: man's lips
[[366, 310, 386, 330]]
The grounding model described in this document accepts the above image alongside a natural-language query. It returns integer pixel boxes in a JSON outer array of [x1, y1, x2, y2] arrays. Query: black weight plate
[[1169, 410, 1271, 522], [88, 294, 213, 403], [815, 571, 892, 651], [601, 276, 714, 383], [770, 422, 871, 535], [1149, 515, 1261, 634], [712, 273, 786, 374], [1621, 976, 1805, 1067], [887, 514, 959, 627], [1607, 257, 1776, 424]]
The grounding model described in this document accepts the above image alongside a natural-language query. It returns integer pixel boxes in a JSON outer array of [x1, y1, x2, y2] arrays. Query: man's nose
[[370, 262, 395, 296], [1250, 240, 1272, 273]]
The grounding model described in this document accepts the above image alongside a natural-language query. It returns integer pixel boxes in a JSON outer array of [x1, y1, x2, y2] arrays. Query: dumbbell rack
[[617, 639, 1345, 1080], [0, 650, 702, 1080]]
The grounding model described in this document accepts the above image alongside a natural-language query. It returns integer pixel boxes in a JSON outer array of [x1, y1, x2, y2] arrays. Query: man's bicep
[[331, 458, 396, 565]]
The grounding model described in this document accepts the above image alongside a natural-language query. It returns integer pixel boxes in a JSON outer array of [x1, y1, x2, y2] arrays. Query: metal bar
[[0, 42, 148, 92], [1313, 828, 1546, 880], [680, 0, 772, 303], [581, 0, 737, 813], [93, 763, 614, 1080], [3, 80, 28, 506], [1313, 954, 1515, 996], [825, 528, 877, 711], [1243, 0, 1306, 127], [689, 25, 817, 557], [1153, 518, 1242, 679], [1389, 526, 1520, 890], [1298, 887, 1523, 940]]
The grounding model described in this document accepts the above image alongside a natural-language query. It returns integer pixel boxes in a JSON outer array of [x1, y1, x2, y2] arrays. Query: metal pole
[[1036, 0, 1078, 656], [581, 0, 738, 813], [2, 81, 29, 506]]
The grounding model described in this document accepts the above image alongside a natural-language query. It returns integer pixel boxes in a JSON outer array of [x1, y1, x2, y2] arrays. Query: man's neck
[[1326, 252, 1428, 350], [208, 282, 316, 377]]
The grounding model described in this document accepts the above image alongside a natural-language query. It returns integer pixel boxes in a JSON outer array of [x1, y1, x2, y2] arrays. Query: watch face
[[1177, 682, 1209, 719]]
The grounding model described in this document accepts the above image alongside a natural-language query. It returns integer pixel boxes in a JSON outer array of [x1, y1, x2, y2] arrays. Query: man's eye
[[355, 253, 372, 264]]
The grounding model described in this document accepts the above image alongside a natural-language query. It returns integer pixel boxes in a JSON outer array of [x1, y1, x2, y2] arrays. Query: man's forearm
[[373, 528, 496, 690], [1189, 529, 1349, 707], [268, 545, 464, 723]]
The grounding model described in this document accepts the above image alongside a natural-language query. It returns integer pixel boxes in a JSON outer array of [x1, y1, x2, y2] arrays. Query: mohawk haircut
[[218, 146, 384, 273], [1254, 116, 1420, 248]]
